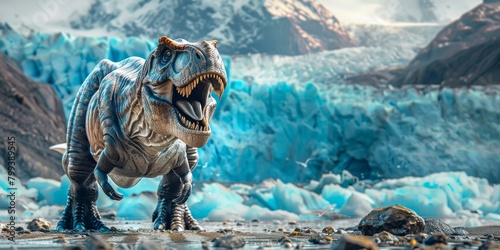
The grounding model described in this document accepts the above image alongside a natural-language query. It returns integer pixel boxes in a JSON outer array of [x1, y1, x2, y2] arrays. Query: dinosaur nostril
[[195, 52, 202, 60]]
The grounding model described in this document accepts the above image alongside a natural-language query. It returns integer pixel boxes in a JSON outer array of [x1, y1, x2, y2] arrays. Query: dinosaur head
[[138, 36, 227, 147]]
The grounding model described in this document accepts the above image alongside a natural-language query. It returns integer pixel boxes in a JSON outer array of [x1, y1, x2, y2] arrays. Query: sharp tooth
[[214, 89, 222, 100], [195, 124, 199, 130], [190, 123, 195, 129]]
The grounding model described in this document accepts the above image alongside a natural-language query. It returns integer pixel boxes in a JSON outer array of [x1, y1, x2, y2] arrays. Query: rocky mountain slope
[[390, 2, 500, 87], [68, 0, 355, 55], [0, 53, 66, 182]]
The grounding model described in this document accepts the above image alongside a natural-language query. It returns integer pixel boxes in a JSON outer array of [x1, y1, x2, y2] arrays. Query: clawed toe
[[57, 197, 108, 231]]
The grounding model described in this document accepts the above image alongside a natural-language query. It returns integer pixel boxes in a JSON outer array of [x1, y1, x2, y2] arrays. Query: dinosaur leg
[[56, 147, 108, 231], [57, 60, 118, 231], [152, 146, 201, 231]]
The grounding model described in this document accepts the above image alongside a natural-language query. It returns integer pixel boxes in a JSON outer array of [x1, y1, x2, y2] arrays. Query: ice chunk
[[117, 192, 157, 220]]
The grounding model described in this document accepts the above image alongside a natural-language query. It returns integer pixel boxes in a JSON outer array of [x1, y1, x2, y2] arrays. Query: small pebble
[[53, 237, 68, 244], [27, 218, 51, 231], [295, 243, 303, 249], [409, 239, 418, 247], [425, 232, 448, 246], [279, 236, 293, 244], [251, 219, 259, 223], [288, 221, 297, 225], [201, 241, 209, 250], [322, 226, 335, 234], [110, 226, 118, 232], [284, 242, 293, 248], [213, 234, 245, 249]]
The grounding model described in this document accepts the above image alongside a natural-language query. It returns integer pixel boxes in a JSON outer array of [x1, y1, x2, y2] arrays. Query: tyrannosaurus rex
[[56, 36, 226, 231]]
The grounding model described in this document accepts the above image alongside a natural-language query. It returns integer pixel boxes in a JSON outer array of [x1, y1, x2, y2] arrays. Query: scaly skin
[[57, 36, 227, 231]]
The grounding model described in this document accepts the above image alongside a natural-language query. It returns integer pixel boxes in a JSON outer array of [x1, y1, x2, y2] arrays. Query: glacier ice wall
[[1, 26, 499, 183], [2, 170, 500, 223], [206, 81, 500, 183]]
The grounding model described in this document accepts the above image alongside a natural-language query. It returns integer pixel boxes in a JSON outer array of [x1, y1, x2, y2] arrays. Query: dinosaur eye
[[166, 50, 172, 57]]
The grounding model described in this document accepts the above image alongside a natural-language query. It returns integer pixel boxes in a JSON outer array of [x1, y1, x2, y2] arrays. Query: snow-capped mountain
[[385, 0, 481, 23], [321, 0, 481, 24], [66, 0, 355, 55]]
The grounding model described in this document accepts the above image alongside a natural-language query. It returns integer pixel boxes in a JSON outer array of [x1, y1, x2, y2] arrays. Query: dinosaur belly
[[106, 138, 185, 185], [86, 93, 105, 161]]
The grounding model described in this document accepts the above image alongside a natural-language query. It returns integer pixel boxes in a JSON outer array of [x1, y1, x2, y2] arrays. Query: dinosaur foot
[[152, 201, 202, 231], [56, 195, 109, 231]]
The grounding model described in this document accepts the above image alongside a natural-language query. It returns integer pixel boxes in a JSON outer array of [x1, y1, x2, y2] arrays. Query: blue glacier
[[1, 26, 499, 184], [2, 171, 500, 223]]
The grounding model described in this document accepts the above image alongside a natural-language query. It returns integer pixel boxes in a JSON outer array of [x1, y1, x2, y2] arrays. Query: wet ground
[[1, 218, 500, 249]]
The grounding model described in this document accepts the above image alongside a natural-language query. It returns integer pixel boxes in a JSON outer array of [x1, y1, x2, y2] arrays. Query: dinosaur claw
[[95, 168, 123, 201], [172, 183, 191, 204], [154, 223, 166, 230], [173, 172, 192, 204], [190, 225, 203, 231]]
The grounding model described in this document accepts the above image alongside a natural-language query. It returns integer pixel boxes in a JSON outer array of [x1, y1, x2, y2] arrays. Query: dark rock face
[[391, 3, 500, 87], [358, 205, 425, 236], [0, 53, 66, 182], [69, 0, 355, 55]]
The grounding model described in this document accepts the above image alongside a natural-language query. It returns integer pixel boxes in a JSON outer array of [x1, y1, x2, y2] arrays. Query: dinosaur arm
[[93, 78, 129, 200]]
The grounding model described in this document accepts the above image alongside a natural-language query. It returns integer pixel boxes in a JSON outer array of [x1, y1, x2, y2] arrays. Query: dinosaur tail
[[50, 143, 67, 154]]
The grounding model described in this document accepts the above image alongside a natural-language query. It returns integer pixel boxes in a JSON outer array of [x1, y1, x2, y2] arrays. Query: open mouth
[[173, 73, 225, 131]]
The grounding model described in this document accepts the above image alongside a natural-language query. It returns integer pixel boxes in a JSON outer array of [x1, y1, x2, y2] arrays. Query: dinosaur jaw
[[172, 72, 225, 132]]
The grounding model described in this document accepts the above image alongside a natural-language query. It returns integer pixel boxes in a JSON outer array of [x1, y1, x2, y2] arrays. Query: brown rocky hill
[[0, 52, 66, 182], [390, 2, 500, 87]]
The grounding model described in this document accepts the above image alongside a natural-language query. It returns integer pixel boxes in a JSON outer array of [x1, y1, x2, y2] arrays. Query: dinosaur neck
[[123, 87, 176, 149]]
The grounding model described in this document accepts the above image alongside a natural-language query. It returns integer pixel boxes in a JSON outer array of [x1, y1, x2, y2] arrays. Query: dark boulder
[[358, 205, 425, 236], [424, 218, 468, 235]]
